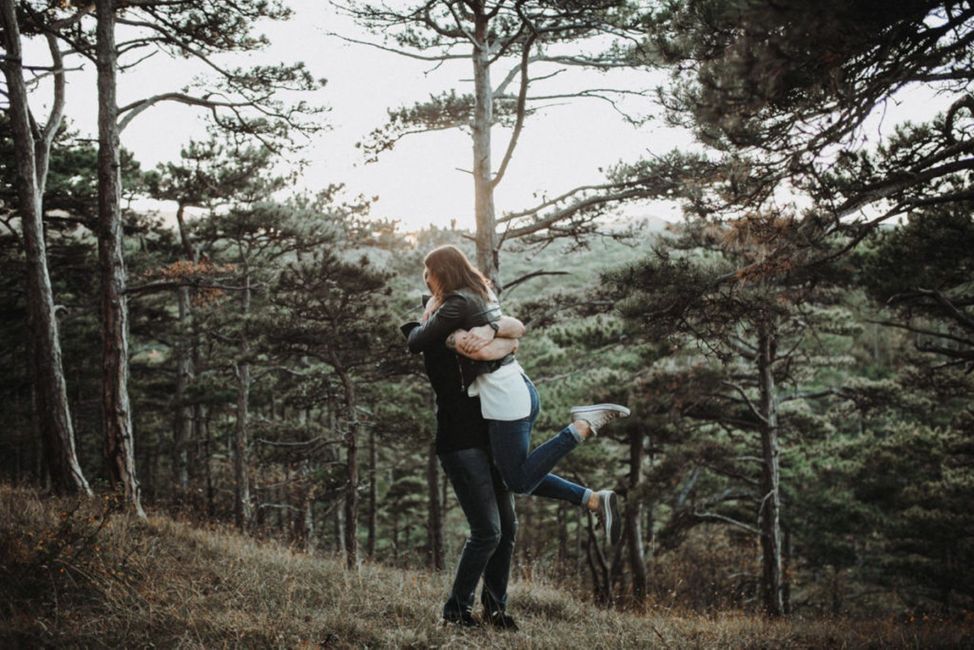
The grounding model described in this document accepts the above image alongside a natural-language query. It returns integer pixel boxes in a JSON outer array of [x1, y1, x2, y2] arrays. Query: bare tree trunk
[[233, 270, 252, 529], [171, 203, 195, 492], [557, 502, 569, 579], [584, 510, 612, 606], [627, 429, 648, 601], [203, 415, 214, 516], [96, 0, 144, 517], [366, 427, 377, 558], [426, 440, 444, 570], [326, 397, 346, 555], [336, 368, 358, 568], [576, 508, 583, 577], [300, 459, 316, 553], [610, 525, 628, 600], [172, 286, 192, 493], [757, 320, 784, 616], [0, 2, 92, 497], [335, 501, 347, 554], [783, 524, 792, 614], [174, 205, 209, 491], [471, 7, 500, 288], [143, 427, 159, 501]]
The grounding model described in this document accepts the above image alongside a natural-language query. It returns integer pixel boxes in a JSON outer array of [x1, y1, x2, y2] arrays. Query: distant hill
[[498, 226, 661, 301]]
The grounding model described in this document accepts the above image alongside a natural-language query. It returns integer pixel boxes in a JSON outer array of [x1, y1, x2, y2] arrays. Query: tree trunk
[[427, 440, 444, 570], [627, 428, 648, 601], [335, 500, 346, 555], [171, 203, 195, 492], [337, 368, 358, 568], [96, 0, 144, 517], [300, 459, 316, 553], [757, 320, 784, 616], [610, 526, 627, 599], [584, 510, 612, 606], [783, 524, 792, 614], [367, 427, 377, 558], [172, 285, 192, 493], [175, 204, 208, 490], [557, 502, 569, 579], [0, 1, 91, 497], [576, 507, 583, 577], [144, 427, 160, 501], [203, 413, 215, 516], [233, 269, 252, 530], [471, 8, 500, 288]]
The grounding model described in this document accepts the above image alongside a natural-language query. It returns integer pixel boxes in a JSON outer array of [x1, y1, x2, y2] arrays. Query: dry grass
[[1, 485, 971, 649]]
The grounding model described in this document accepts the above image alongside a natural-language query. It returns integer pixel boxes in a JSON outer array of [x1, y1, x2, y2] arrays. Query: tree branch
[[502, 269, 570, 293], [255, 436, 343, 448], [492, 32, 535, 189], [898, 288, 974, 331], [866, 319, 974, 347], [720, 381, 769, 425], [692, 511, 760, 535], [117, 92, 263, 132], [326, 32, 466, 62]]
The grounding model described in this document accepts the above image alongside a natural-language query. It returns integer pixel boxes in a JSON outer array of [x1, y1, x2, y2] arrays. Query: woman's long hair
[[424, 245, 492, 300]]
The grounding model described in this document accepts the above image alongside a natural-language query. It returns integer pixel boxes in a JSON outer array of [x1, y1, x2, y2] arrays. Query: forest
[[1, 1, 973, 647]]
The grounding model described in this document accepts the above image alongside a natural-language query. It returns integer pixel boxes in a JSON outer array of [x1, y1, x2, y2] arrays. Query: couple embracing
[[400, 245, 630, 630]]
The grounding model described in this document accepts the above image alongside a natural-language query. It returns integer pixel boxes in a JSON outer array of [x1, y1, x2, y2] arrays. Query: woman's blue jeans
[[488, 376, 587, 505]]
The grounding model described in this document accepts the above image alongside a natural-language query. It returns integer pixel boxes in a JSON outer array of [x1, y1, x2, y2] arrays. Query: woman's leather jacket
[[404, 288, 515, 390]]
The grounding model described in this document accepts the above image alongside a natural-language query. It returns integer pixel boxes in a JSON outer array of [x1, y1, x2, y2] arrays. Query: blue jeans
[[488, 376, 587, 506], [439, 447, 516, 618]]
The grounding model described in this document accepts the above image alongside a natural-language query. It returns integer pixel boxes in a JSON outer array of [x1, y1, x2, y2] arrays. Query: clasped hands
[[454, 324, 500, 356], [421, 295, 522, 361]]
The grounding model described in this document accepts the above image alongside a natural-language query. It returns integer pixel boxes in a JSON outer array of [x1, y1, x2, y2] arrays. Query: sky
[[18, 1, 951, 233], [21, 1, 676, 231]]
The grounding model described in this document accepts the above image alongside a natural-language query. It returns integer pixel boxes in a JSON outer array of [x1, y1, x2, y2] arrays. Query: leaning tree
[[0, 1, 92, 495]]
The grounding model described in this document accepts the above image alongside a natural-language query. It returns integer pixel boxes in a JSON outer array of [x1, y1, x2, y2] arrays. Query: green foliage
[[860, 206, 974, 370]]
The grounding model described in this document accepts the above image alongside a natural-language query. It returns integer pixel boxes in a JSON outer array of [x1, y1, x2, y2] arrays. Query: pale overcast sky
[[19, 1, 950, 232]]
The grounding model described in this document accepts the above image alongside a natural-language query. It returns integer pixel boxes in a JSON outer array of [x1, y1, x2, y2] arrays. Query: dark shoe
[[442, 611, 480, 628], [482, 608, 519, 631], [595, 490, 622, 545]]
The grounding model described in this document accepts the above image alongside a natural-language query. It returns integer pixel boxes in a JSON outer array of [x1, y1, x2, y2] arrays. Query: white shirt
[[467, 359, 531, 421]]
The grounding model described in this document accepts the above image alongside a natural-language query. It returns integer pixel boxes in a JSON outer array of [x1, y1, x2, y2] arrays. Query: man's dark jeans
[[439, 447, 517, 619]]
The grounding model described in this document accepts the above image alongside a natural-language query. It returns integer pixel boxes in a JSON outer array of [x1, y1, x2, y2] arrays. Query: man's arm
[[493, 316, 526, 339], [452, 315, 526, 356], [447, 315, 525, 361], [447, 331, 519, 361], [404, 294, 466, 354]]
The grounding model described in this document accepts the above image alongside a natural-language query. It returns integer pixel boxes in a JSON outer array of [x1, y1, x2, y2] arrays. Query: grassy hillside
[[1, 485, 970, 649]]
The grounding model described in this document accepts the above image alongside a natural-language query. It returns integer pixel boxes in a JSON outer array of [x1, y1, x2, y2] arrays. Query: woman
[[407, 245, 628, 544]]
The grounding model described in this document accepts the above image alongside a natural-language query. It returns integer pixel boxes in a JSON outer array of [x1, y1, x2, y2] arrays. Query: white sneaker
[[570, 403, 630, 435], [595, 490, 622, 546]]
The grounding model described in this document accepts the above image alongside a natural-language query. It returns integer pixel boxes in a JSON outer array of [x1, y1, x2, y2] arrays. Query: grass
[[1, 485, 971, 649]]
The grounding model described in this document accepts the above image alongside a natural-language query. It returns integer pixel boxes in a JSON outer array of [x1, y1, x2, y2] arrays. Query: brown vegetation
[[2, 485, 971, 649]]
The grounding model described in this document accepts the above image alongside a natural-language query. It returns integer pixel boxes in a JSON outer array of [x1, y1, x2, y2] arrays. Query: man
[[401, 301, 524, 630]]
